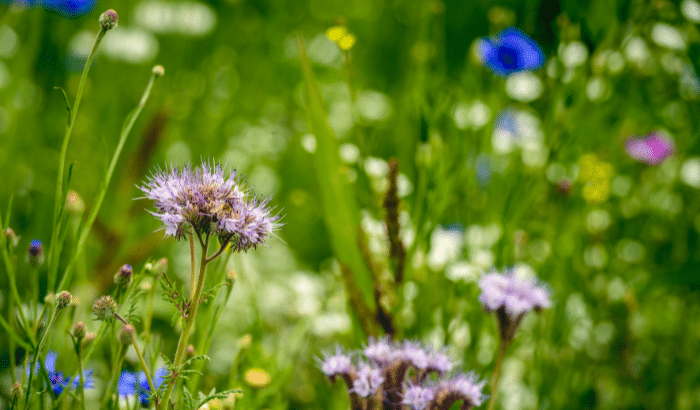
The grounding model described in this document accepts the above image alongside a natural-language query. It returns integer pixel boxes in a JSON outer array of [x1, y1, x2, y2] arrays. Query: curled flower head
[[402, 385, 435, 410], [140, 162, 280, 252], [435, 373, 487, 409], [364, 337, 395, 366], [321, 348, 353, 379], [478, 27, 545, 76], [479, 269, 550, 317], [625, 131, 675, 165], [351, 362, 384, 397]]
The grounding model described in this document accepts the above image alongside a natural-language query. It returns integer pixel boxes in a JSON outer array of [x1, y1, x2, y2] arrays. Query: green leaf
[[54, 86, 72, 124], [295, 35, 376, 319]]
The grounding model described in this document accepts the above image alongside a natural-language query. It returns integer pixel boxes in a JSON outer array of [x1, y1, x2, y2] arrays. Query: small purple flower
[[399, 342, 429, 370], [478, 27, 545, 76], [117, 367, 168, 407], [364, 337, 394, 365], [351, 362, 384, 397], [140, 161, 280, 252], [479, 269, 550, 317], [438, 373, 488, 407], [426, 351, 453, 374], [321, 348, 353, 378], [625, 132, 675, 165], [402, 385, 435, 410]]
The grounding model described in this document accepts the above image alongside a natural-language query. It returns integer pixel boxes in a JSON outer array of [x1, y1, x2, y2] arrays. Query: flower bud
[[144, 262, 153, 272], [56, 291, 72, 309], [186, 344, 196, 358], [92, 295, 118, 321], [82, 332, 96, 349], [11, 382, 22, 398], [66, 190, 85, 214], [119, 323, 135, 345], [99, 9, 119, 31], [226, 270, 236, 284], [73, 321, 87, 339], [5, 228, 19, 249], [152, 65, 165, 77], [44, 293, 55, 305], [114, 264, 133, 288], [152, 257, 168, 275], [27, 239, 44, 267]]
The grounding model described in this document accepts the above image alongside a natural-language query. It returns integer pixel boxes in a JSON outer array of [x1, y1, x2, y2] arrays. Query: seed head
[[152, 65, 165, 77], [92, 295, 118, 322], [56, 291, 72, 309], [114, 264, 133, 288], [73, 322, 87, 339], [99, 9, 119, 31], [119, 323, 135, 345]]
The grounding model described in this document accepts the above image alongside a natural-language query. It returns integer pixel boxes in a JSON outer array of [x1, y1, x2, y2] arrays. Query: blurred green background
[[2, 0, 700, 408]]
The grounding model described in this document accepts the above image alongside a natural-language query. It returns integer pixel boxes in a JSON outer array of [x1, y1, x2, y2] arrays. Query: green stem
[[99, 345, 125, 410], [132, 340, 157, 404], [159, 236, 211, 409], [24, 307, 61, 410], [48, 28, 107, 292], [77, 348, 87, 410], [487, 338, 509, 410], [55, 67, 162, 293]]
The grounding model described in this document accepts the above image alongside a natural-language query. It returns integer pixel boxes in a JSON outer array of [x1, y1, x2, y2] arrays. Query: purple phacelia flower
[[402, 384, 435, 410], [437, 373, 487, 408], [399, 342, 429, 370], [625, 132, 675, 165], [321, 349, 353, 378], [426, 351, 453, 374], [364, 337, 395, 365], [139, 161, 280, 252], [479, 269, 550, 317], [351, 362, 384, 397], [478, 27, 545, 76]]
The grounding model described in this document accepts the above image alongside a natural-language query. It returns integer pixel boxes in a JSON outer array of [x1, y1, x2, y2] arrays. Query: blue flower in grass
[[26, 351, 93, 397], [478, 27, 545, 76], [118, 368, 168, 407]]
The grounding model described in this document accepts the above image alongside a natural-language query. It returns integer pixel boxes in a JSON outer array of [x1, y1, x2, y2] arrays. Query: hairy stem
[[159, 235, 211, 408], [487, 338, 509, 410]]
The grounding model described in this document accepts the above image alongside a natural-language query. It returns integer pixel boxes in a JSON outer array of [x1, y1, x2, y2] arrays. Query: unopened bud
[[144, 262, 153, 272], [119, 323, 135, 345], [92, 295, 118, 321], [56, 291, 72, 309], [226, 270, 236, 284], [66, 190, 85, 214], [73, 322, 87, 339], [11, 382, 22, 398], [186, 344, 196, 357], [5, 228, 19, 248], [99, 9, 119, 31], [82, 332, 96, 349], [114, 264, 133, 288], [27, 239, 44, 267], [152, 257, 168, 275], [152, 65, 165, 77], [44, 293, 55, 305]]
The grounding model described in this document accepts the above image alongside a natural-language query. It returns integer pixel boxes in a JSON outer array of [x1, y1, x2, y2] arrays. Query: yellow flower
[[578, 154, 614, 203], [244, 368, 271, 388], [326, 25, 356, 51]]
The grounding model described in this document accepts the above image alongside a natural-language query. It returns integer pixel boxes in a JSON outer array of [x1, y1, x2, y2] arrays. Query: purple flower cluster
[[27, 351, 94, 397], [140, 162, 280, 252], [320, 338, 486, 410], [479, 269, 551, 341]]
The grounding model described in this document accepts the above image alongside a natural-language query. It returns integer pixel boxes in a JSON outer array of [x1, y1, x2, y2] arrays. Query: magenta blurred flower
[[625, 132, 675, 165]]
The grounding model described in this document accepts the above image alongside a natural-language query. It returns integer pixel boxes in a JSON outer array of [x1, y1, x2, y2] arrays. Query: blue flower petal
[[480, 27, 545, 76]]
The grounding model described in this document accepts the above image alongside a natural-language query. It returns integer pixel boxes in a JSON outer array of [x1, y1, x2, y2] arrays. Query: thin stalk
[[99, 344, 125, 410], [77, 349, 87, 410], [24, 307, 61, 410], [486, 338, 509, 410], [133, 340, 157, 403], [55, 67, 162, 293], [159, 236, 211, 409], [189, 235, 196, 298], [48, 28, 107, 292]]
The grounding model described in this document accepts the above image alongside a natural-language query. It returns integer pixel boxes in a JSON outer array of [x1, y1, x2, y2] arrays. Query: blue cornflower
[[478, 27, 545, 76], [26, 351, 94, 397], [42, 0, 97, 18], [118, 368, 168, 407]]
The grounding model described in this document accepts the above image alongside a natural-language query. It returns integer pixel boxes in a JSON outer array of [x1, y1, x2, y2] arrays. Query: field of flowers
[[1, 0, 700, 409]]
